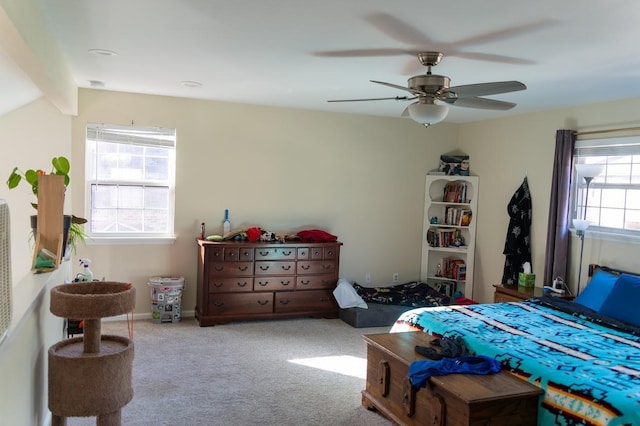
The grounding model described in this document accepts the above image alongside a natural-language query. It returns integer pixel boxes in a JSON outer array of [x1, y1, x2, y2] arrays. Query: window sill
[[572, 228, 640, 245], [86, 236, 177, 245]]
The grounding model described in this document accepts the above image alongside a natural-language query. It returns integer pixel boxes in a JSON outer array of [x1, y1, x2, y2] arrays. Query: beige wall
[[459, 97, 640, 303], [72, 89, 459, 315], [0, 98, 71, 426], [0, 98, 72, 273]]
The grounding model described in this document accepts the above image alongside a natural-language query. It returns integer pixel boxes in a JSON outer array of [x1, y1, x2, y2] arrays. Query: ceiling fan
[[328, 51, 526, 127]]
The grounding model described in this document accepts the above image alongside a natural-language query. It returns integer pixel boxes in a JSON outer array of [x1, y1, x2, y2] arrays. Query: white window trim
[[85, 123, 177, 241], [572, 135, 640, 243]]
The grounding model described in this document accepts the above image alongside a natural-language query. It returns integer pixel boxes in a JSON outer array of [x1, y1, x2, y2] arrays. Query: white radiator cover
[[0, 200, 11, 345]]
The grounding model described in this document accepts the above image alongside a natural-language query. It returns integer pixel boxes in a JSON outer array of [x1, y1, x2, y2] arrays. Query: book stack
[[427, 229, 457, 247], [444, 207, 473, 226], [442, 257, 466, 281], [443, 181, 468, 203]]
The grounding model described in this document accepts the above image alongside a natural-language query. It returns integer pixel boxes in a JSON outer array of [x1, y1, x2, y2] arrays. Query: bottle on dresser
[[223, 209, 231, 235]]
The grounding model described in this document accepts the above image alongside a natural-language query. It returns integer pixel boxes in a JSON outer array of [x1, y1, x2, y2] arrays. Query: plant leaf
[[52, 156, 70, 174], [6, 168, 21, 188], [24, 169, 38, 194]]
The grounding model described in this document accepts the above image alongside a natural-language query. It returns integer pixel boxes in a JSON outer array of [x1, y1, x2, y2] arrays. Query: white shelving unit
[[421, 175, 478, 299]]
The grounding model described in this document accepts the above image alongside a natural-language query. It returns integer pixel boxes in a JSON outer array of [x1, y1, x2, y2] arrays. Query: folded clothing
[[409, 356, 502, 388], [415, 335, 468, 360]]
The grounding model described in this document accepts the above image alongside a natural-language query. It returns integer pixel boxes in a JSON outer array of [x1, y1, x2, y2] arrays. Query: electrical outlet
[[365, 274, 371, 284], [393, 273, 399, 283]]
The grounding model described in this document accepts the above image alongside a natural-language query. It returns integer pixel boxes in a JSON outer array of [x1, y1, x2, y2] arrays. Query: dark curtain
[[543, 130, 575, 286], [502, 177, 532, 284]]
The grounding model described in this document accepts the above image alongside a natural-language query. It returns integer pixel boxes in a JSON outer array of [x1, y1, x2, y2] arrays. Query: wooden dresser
[[195, 240, 342, 326], [362, 332, 542, 426]]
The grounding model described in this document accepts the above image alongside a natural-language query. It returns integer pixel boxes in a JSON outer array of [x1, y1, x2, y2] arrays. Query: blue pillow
[[574, 269, 619, 312], [598, 274, 640, 327]]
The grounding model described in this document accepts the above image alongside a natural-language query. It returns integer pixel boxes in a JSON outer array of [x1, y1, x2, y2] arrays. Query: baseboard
[[103, 310, 195, 322]]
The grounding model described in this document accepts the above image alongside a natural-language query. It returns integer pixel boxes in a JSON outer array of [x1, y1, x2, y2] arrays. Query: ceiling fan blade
[[444, 97, 517, 110], [451, 20, 557, 49], [312, 48, 411, 58], [365, 13, 432, 46], [447, 81, 526, 98], [450, 51, 534, 65], [328, 96, 413, 102], [371, 80, 427, 96]]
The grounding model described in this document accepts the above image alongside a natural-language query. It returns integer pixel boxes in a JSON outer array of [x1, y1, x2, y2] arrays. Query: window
[[86, 123, 176, 241], [573, 136, 640, 238]]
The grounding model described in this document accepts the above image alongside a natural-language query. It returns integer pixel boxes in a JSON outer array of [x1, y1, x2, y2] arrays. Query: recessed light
[[181, 81, 202, 88], [89, 49, 117, 56], [88, 80, 105, 88]]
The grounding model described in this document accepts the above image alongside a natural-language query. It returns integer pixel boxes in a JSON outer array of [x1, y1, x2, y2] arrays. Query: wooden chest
[[196, 240, 341, 326], [362, 332, 542, 426]]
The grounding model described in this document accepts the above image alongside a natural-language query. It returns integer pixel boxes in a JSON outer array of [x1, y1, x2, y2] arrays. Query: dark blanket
[[353, 281, 451, 308]]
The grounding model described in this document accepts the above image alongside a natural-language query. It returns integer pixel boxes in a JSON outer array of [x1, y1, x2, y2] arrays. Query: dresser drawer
[[208, 293, 273, 315], [254, 261, 295, 275], [254, 276, 295, 291], [208, 277, 253, 293], [297, 247, 309, 260], [207, 247, 225, 262], [297, 261, 336, 275], [274, 290, 336, 313], [254, 247, 295, 260], [296, 274, 336, 290], [209, 262, 253, 276], [224, 248, 257, 261]]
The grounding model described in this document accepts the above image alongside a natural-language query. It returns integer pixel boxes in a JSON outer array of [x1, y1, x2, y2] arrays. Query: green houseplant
[[6, 156, 87, 255]]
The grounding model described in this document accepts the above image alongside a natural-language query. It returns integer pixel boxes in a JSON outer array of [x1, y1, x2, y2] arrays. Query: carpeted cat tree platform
[[48, 282, 136, 426]]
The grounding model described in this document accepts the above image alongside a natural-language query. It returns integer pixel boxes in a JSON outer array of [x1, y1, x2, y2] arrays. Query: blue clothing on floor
[[409, 355, 502, 388]]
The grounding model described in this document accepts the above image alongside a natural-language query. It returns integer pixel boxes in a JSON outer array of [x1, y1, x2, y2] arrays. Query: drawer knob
[[213, 301, 224, 307], [213, 282, 223, 288], [259, 250, 269, 256], [279, 300, 290, 305], [237, 282, 248, 287], [239, 266, 248, 271], [258, 281, 269, 287], [281, 265, 291, 271], [322, 264, 331, 270], [260, 265, 270, 271], [282, 250, 292, 256], [301, 265, 310, 270], [214, 266, 224, 272], [300, 280, 310, 286], [257, 300, 269, 306], [281, 280, 290, 286]]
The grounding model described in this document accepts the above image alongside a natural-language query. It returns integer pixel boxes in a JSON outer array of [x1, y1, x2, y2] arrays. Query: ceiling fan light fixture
[[407, 102, 449, 127]]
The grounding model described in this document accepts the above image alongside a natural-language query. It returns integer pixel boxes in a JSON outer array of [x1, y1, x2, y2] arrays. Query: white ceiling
[[5, 0, 640, 123]]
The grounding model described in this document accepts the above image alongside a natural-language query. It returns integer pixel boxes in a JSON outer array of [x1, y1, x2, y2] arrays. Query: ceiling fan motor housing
[[408, 74, 450, 97]]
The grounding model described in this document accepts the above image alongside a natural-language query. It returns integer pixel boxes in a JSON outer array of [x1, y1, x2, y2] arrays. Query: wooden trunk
[[362, 332, 542, 426]]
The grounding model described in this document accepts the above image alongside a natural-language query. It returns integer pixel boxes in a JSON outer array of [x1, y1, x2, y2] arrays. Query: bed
[[390, 265, 640, 426]]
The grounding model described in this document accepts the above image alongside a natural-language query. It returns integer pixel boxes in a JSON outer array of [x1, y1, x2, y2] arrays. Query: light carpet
[[65, 317, 394, 426]]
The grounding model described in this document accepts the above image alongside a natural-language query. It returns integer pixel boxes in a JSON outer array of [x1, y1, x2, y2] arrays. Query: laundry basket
[[148, 276, 185, 323]]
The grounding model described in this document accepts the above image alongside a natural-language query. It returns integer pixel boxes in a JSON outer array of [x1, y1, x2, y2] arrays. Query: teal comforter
[[391, 298, 640, 426]]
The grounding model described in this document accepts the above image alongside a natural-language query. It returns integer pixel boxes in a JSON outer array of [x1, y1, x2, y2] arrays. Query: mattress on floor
[[339, 303, 411, 328]]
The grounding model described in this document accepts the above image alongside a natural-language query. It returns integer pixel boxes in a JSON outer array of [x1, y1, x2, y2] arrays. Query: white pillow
[[333, 277, 368, 309]]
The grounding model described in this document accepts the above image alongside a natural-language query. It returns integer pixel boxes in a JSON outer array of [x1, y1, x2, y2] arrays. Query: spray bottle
[[79, 258, 94, 282]]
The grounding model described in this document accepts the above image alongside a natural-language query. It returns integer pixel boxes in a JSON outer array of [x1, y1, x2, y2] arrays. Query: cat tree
[[48, 282, 136, 426]]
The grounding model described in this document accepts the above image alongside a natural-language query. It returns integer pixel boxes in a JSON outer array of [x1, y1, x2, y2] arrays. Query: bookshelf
[[421, 175, 478, 299]]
